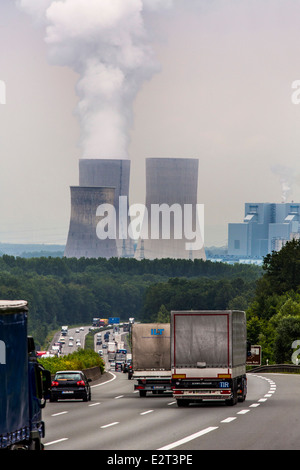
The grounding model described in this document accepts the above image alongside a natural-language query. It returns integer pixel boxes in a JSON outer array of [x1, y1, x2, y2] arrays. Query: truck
[[61, 325, 68, 336], [171, 310, 248, 407], [131, 323, 172, 397], [0, 300, 51, 449]]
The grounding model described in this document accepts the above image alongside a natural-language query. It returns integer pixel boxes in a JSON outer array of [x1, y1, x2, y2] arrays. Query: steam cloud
[[16, 0, 173, 158], [271, 164, 295, 203]]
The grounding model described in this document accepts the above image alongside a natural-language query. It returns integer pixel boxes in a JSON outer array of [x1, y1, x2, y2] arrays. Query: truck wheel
[[139, 390, 146, 397]]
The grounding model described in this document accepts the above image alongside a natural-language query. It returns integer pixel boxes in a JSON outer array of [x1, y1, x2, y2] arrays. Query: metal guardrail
[[248, 364, 300, 374]]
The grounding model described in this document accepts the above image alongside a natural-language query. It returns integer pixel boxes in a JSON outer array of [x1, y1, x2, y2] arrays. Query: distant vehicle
[[68, 342, 73, 347], [80, 327, 84, 331], [75, 329, 80, 333], [102, 344, 108, 349], [61, 326, 68, 336], [110, 361, 116, 369], [50, 371, 92, 402], [123, 359, 132, 373], [98, 350, 103, 356]]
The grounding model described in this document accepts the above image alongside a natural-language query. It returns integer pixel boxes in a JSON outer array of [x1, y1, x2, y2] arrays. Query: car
[[50, 370, 92, 402], [102, 343, 108, 349], [68, 342, 73, 347]]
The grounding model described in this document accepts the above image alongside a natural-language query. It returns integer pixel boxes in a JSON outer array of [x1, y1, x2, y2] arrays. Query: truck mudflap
[[173, 375, 247, 407]]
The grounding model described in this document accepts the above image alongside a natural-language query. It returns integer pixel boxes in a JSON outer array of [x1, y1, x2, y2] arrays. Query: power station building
[[64, 158, 132, 259], [135, 158, 206, 261], [228, 202, 300, 258]]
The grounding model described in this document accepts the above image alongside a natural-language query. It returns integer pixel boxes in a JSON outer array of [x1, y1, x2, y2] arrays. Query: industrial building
[[228, 202, 300, 258], [64, 158, 132, 259], [135, 158, 206, 261]]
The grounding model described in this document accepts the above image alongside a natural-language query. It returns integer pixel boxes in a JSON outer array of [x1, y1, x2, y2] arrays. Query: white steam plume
[[16, 0, 173, 158]]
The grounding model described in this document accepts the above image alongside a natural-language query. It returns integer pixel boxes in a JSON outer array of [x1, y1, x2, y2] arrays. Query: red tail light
[[77, 380, 86, 386], [51, 381, 59, 387]]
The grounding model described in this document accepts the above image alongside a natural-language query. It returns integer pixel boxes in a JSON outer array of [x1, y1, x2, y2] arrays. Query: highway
[[42, 368, 300, 451], [43, 326, 300, 452]]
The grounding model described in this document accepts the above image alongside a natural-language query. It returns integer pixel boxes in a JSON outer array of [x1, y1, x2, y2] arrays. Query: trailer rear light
[[220, 390, 231, 394], [77, 380, 86, 386], [173, 390, 183, 395], [51, 381, 59, 387], [136, 386, 144, 390]]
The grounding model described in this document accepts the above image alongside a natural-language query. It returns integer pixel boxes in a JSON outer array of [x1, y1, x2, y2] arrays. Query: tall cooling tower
[[64, 186, 118, 259], [135, 158, 206, 260], [79, 159, 132, 257]]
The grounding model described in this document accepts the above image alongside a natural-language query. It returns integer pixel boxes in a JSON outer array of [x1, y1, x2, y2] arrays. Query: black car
[[50, 370, 92, 402]]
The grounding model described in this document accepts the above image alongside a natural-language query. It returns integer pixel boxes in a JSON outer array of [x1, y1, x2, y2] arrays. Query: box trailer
[[131, 323, 172, 396], [171, 310, 247, 406]]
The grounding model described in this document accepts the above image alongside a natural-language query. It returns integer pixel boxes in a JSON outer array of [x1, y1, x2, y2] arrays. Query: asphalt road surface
[[42, 371, 300, 451]]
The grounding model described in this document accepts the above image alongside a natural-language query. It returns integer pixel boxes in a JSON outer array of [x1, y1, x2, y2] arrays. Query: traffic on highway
[[39, 320, 299, 453]]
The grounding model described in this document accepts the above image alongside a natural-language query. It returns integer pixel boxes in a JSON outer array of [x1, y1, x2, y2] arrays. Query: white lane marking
[[115, 395, 124, 399], [158, 426, 218, 450], [88, 402, 101, 406], [265, 394, 272, 397], [91, 372, 116, 388], [100, 422, 119, 429], [237, 409, 250, 415], [249, 403, 260, 407], [167, 401, 177, 406], [51, 411, 68, 417], [140, 410, 153, 415], [221, 417, 236, 423], [44, 438, 68, 447], [258, 398, 267, 402]]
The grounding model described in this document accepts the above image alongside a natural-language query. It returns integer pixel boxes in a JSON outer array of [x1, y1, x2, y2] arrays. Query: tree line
[[0, 254, 261, 348]]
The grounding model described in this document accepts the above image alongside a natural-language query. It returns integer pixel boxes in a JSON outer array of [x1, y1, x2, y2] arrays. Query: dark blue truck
[[0, 300, 51, 450]]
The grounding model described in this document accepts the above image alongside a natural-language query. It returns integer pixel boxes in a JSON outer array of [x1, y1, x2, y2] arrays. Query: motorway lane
[[42, 371, 285, 450]]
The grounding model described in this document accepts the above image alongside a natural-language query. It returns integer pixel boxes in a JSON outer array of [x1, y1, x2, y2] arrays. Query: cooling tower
[[135, 158, 206, 260], [79, 159, 132, 257], [64, 186, 118, 259]]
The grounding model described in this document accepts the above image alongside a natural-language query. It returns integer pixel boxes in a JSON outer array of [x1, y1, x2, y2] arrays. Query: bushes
[[38, 349, 105, 375]]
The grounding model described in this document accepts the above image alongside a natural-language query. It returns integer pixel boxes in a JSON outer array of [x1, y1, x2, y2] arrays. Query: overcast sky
[[1, 0, 300, 247]]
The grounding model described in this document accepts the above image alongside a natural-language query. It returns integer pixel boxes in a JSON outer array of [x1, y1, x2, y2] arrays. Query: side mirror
[[247, 340, 252, 357]]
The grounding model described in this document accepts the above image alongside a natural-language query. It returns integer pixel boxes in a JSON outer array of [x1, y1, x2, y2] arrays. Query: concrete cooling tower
[[135, 158, 206, 260], [78, 158, 132, 257], [64, 158, 132, 259], [64, 186, 118, 259]]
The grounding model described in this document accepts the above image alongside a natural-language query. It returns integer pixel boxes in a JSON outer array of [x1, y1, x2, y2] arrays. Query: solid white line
[[91, 372, 116, 388], [158, 426, 218, 450], [44, 438, 68, 447], [101, 422, 119, 429], [221, 417, 236, 423], [140, 410, 153, 415], [51, 411, 68, 417]]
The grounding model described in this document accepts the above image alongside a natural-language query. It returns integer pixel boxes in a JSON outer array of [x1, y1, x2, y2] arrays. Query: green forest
[[1, 239, 300, 364]]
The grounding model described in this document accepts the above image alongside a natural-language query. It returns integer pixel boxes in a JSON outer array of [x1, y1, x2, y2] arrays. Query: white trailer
[[171, 310, 248, 406]]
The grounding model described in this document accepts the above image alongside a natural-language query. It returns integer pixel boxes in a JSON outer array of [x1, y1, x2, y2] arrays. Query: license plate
[[153, 386, 165, 390], [62, 391, 74, 394]]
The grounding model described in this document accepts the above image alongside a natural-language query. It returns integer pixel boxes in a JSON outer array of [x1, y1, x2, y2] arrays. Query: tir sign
[[151, 328, 164, 336]]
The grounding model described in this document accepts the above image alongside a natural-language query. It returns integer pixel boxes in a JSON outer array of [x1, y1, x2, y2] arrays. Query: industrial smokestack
[[79, 158, 133, 257], [64, 186, 118, 259], [135, 158, 206, 260]]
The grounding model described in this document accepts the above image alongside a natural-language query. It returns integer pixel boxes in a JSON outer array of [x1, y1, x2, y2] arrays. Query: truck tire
[[139, 390, 146, 397]]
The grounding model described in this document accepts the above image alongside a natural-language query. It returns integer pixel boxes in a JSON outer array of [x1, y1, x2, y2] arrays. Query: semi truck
[[131, 323, 172, 397], [0, 300, 51, 449], [171, 310, 248, 407]]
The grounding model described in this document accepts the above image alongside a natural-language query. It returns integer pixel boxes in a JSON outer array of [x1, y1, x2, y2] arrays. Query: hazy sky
[[1, 0, 300, 247]]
